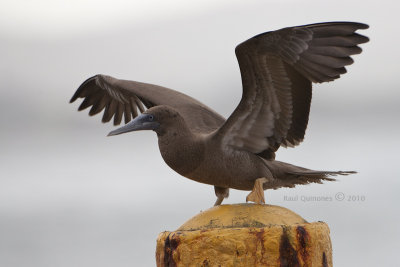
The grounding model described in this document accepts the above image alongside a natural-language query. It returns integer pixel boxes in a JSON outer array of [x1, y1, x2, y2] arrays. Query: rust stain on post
[[163, 233, 180, 267], [296, 225, 310, 265], [279, 227, 300, 267], [322, 252, 328, 267]]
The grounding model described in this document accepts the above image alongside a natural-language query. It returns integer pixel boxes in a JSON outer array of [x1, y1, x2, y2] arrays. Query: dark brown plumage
[[70, 22, 368, 205]]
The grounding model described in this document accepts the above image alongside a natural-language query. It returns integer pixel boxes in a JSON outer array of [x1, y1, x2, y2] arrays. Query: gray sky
[[1, 0, 399, 266]]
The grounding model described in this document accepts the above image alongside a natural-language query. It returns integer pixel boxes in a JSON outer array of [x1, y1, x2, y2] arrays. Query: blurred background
[[1, 0, 399, 266]]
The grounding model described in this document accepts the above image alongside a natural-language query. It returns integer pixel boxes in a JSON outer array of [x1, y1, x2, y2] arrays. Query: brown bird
[[70, 22, 368, 205]]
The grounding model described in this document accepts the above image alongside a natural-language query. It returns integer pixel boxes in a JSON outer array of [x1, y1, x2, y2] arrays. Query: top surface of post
[[178, 204, 307, 231]]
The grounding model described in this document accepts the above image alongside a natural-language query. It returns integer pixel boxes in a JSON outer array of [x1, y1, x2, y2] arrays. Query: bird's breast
[[158, 133, 205, 177]]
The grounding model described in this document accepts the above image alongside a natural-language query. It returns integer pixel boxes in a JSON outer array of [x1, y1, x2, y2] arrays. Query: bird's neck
[[156, 122, 204, 177]]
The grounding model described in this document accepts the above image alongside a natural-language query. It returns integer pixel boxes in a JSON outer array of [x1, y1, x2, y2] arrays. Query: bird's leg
[[214, 186, 229, 206], [214, 196, 224, 206], [246, 177, 268, 204]]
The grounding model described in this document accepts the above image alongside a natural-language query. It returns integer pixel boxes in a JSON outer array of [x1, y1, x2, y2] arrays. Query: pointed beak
[[107, 114, 159, 136]]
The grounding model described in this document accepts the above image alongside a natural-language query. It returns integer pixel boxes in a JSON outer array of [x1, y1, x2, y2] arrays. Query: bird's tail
[[267, 160, 357, 188], [286, 170, 356, 183]]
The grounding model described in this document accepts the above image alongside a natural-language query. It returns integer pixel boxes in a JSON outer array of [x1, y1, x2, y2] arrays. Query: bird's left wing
[[70, 75, 225, 133], [214, 22, 368, 158]]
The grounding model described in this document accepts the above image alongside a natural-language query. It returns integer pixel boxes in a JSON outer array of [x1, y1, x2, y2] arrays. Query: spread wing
[[215, 22, 369, 159], [70, 75, 225, 133]]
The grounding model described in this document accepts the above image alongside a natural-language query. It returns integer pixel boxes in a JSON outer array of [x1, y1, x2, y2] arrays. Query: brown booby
[[70, 22, 368, 205]]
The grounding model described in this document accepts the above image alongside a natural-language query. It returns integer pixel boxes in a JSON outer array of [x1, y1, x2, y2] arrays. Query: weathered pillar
[[156, 204, 332, 266]]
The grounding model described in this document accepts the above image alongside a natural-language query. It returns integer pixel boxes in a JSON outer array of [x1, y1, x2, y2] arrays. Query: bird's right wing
[[214, 22, 368, 158], [70, 75, 225, 133]]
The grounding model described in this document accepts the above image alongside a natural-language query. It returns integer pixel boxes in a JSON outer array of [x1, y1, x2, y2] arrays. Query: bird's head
[[107, 105, 182, 137]]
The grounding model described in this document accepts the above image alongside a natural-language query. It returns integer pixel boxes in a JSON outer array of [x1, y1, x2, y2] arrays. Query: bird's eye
[[149, 115, 154, 121]]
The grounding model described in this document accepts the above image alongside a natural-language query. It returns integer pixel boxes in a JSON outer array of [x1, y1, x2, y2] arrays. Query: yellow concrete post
[[156, 204, 332, 267]]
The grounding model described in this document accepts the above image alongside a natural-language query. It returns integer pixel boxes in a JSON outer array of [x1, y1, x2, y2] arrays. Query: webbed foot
[[246, 178, 268, 204]]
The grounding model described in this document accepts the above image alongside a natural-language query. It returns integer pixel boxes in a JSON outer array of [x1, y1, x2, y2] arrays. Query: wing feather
[[114, 103, 124, 125], [102, 99, 117, 123], [89, 93, 108, 116], [129, 97, 139, 118], [123, 104, 132, 124]]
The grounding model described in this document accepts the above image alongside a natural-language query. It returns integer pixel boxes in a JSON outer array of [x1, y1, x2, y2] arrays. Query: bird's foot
[[246, 178, 268, 204]]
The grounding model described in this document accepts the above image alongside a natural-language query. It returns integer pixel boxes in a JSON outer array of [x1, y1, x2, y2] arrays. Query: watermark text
[[283, 192, 366, 202]]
